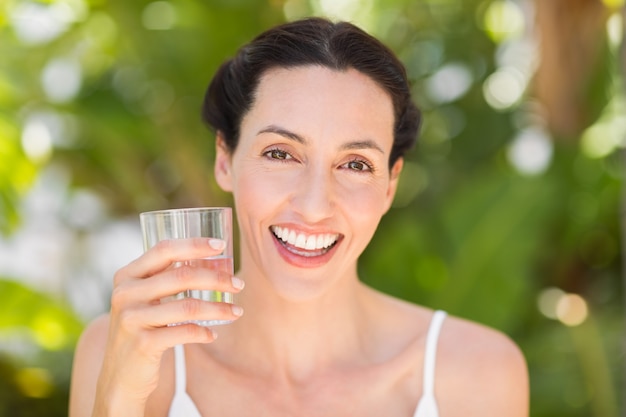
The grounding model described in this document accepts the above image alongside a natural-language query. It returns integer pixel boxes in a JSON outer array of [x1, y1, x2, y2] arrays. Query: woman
[[69, 17, 529, 417]]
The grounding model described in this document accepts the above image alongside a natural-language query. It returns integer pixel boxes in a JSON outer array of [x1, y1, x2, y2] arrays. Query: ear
[[214, 132, 233, 192], [383, 157, 403, 213]]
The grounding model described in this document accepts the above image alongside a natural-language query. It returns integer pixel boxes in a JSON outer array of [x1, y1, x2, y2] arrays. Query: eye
[[264, 148, 293, 161], [342, 158, 373, 172]]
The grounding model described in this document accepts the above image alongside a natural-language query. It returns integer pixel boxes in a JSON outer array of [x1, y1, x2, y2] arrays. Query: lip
[[270, 226, 343, 268]]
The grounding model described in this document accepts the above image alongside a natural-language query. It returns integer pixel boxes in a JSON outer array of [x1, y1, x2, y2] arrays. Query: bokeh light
[[41, 58, 83, 103], [315, 0, 372, 23], [21, 118, 53, 164], [507, 126, 553, 175], [602, 0, 625, 8], [483, 67, 526, 110], [142, 1, 177, 31], [283, 0, 311, 21], [31, 311, 67, 350], [20, 110, 77, 164], [480, 0, 525, 43], [425, 63, 473, 104], [606, 12, 623, 48], [580, 116, 626, 159], [15, 367, 54, 398], [538, 287, 589, 327], [556, 294, 589, 327], [537, 287, 565, 320], [9, 1, 72, 45]]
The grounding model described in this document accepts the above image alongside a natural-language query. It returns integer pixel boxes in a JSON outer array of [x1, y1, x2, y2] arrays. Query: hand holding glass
[[140, 207, 234, 327]]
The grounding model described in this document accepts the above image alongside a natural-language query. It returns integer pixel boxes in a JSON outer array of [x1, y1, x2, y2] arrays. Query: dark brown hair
[[202, 17, 421, 167]]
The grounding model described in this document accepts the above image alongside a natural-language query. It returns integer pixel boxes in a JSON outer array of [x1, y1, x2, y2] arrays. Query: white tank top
[[168, 310, 447, 417]]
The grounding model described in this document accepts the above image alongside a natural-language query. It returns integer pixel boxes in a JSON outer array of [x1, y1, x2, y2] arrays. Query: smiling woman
[[69, 17, 529, 417], [216, 66, 400, 284]]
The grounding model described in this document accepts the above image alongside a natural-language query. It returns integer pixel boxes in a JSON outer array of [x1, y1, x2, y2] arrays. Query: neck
[[212, 263, 378, 384]]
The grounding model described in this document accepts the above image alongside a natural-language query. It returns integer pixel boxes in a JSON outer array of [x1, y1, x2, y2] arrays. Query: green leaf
[[0, 279, 84, 351]]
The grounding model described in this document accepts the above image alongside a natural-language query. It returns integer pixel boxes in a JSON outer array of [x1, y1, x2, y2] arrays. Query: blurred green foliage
[[0, 279, 82, 416], [0, 0, 623, 416]]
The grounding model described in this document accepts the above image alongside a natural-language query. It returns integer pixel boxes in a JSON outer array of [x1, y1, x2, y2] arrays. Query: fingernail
[[208, 238, 226, 250], [231, 305, 244, 317], [231, 276, 245, 290], [210, 328, 218, 340]]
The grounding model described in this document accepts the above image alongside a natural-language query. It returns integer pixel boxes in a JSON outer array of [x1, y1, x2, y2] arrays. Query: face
[[215, 65, 402, 300]]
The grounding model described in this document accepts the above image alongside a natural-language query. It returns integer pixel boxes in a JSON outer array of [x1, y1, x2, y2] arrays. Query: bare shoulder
[[437, 314, 529, 417], [69, 314, 111, 417], [78, 313, 111, 346], [73, 313, 111, 367]]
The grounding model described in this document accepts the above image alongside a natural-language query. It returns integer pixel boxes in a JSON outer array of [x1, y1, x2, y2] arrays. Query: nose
[[290, 164, 335, 223]]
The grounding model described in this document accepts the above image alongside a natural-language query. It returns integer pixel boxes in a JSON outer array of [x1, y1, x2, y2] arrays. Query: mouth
[[270, 225, 341, 257]]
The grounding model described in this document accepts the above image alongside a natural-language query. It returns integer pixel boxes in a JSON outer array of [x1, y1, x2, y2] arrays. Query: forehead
[[241, 65, 395, 148]]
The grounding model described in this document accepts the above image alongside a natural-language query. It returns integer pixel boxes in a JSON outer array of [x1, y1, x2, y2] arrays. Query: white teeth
[[305, 236, 316, 250], [287, 230, 297, 245], [271, 226, 338, 251]]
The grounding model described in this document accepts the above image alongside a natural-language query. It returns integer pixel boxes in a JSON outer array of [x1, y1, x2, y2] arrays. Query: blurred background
[[0, 0, 624, 415]]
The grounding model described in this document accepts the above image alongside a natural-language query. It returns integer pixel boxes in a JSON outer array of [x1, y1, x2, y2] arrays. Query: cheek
[[233, 176, 269, 218], [335, 186, 386, 256], [336, 180, 390, 225], [232, 168, 294, 220], [337, 173, 390, 205]]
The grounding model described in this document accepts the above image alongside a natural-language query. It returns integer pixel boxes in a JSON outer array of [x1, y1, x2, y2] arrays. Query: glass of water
[[140, 207, 233, 327]]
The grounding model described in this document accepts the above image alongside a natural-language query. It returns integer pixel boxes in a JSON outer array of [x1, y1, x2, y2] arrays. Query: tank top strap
[[169, 344, 203, 417], [421, 310, 447, 396], [173, 344, 187, 394]]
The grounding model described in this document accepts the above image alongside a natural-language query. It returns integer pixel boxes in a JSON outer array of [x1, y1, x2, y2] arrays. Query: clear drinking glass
[[140, 207, 234, 326]]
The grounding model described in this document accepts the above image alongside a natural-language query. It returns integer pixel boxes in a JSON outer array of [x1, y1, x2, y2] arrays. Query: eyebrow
[[256, 125, 385, 154], [257, 125, 306, 144]]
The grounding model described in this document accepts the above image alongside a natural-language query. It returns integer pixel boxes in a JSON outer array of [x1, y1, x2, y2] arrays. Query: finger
[[146, 323, 218, 350], [111, 265, 243, 307], [121, 298, 243, 330], [119, 324, 218, 360], [120, 237, 227, 282]]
